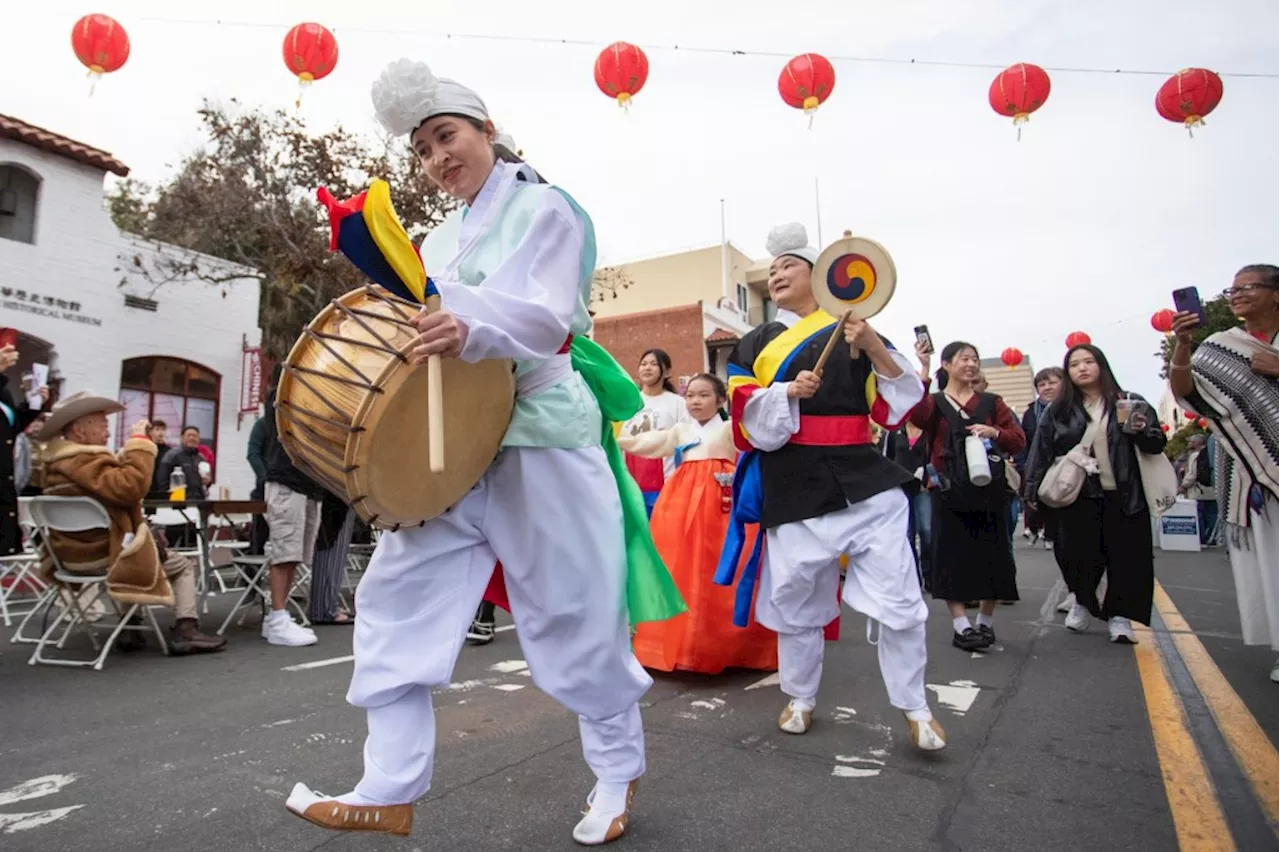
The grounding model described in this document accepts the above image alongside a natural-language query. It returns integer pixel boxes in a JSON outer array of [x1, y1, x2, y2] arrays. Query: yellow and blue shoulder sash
[[715, 310, 836, 627]]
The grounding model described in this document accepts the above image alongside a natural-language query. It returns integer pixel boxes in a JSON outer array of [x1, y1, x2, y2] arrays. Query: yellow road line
[[1154, 581, 1279, 825], [1133, 621, 1236, 851]]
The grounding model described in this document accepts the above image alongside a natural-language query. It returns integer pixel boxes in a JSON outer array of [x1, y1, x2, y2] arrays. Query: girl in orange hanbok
[[618, 374, 778, 674]]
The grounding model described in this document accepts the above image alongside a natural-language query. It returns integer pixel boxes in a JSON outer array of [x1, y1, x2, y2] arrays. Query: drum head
[[811, 236, 897, 320], [347, 357, 515, 530]]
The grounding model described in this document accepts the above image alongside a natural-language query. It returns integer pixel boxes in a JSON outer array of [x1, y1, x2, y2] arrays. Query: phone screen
[[0, 328, 17, 350], [1172, 287, 1206, 328]]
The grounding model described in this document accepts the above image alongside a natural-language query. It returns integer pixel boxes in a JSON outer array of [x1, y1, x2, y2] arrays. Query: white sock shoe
[[573, 780, 636, 846], [778, 698, 815, 734]]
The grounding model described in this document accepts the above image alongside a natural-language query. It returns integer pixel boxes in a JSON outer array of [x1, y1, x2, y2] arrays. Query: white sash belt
[[516, 354, 574, 399]]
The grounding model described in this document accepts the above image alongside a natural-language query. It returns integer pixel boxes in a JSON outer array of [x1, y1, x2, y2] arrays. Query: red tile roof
[[0, 113, 130, 177], [706, 328, 740, 344]]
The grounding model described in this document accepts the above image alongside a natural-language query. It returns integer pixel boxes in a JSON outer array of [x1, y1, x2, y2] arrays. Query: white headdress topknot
[[765, 222, 820, 266], [371, 59, 490, 137]]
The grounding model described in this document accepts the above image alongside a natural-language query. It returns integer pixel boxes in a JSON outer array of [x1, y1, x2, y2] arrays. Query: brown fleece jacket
[[41, 437, 174, 606]]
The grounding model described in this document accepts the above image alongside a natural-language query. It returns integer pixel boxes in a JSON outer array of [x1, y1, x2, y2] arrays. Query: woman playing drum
[[286, 60, 659, 845]]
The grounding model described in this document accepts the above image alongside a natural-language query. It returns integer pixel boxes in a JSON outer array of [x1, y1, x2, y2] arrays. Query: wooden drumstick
[[813, 310, 853, 378], [424, 292, 445, 474]]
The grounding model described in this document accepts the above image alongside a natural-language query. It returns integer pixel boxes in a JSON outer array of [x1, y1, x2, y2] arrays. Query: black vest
[[731, 321, 915, 528]]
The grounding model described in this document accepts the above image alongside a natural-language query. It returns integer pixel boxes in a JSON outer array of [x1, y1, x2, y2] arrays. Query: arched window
[[0, 164, 40, 244], [118, 358, 221, 472]]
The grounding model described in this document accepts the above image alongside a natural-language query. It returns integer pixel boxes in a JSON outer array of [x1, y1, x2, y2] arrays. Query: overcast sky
[[5, 1, 1277, 401]]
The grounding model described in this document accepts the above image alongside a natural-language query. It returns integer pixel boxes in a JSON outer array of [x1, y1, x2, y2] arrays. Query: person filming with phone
[[1169, 264, 1278, 683]]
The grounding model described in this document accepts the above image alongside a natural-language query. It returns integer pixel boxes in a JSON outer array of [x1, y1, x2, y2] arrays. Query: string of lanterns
[[70, 15, 1234, 136]]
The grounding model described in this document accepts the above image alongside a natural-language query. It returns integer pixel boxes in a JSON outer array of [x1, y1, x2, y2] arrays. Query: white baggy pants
[[1228, 493, 1279, 650], [755, 487, 930, 712], [347, 446, 653, 805]]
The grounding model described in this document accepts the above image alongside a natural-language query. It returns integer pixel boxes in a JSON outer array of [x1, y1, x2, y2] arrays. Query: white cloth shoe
[[573, 780, 637, 846], [1056, 593, 1076, 614], [266, 615, 317, 646], [1108, 617, 1136, 644], [778, 699, 814, 734], [906, 714, 948, 751], [1065, 604, 1090, 633]]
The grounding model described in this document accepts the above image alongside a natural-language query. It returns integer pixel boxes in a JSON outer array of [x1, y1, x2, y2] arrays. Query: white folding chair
[[215, 541, 311, 635], [27, 496, 170, 670], [5, 497, 58, 639]]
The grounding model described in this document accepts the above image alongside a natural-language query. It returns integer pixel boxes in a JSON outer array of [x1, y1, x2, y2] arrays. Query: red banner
[[240, 347, 263, 413]]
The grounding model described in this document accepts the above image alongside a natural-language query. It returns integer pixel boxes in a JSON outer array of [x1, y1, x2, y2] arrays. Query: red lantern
[[594, 42, 649, 109], [989, 63, 1051, 139], [1184, 411, 1197, 420], [1065, 331, 1091, 349], [283, 23, 339, 106], [1000, 347, 1024, 369], [1198, 418, 1209, 428], [71, 14, 130, 89], [778, 54, 836, 126], [1151, 309, 1175, 334], [1156, 68, 1224, 137], [1161, 423, 1171, 433]]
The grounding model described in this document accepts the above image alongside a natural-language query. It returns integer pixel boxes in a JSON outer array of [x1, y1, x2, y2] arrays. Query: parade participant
[[286, 59, 683, 844], [621, 349, 690, 515], [618, 374, 777, 674], [1169, 264, 1278, 680], [715, 223, 946, 751]]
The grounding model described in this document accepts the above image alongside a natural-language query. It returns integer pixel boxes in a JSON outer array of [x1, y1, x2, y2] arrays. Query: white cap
[[765, 222, 819, 266], [371, 59, 490, 137]]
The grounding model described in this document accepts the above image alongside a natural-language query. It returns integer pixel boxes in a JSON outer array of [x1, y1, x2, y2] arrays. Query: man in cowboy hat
[[38, 391, 226, 655]]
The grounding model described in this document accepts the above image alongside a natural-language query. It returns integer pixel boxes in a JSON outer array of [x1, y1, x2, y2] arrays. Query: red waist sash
[[558, 334, 573, 355], [790, 415, 873, 447]]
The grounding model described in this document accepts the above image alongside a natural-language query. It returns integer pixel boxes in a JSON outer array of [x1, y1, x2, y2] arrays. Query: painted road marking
[[0, 776, 79, 808], [281, 655, 354, 672], [744, 672, 780, 691], [1133, 622, 1235, 852], [0, 775, 84, 836], [926, 680, 981, 716], [1154, 582, 1278, 826]]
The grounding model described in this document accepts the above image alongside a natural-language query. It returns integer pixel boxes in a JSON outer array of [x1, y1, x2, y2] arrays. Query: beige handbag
[[1037, 416, 1102, 509]]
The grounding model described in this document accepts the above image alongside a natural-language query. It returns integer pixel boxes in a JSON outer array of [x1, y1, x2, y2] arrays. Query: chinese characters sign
[[0, 287, 100, 326], [240, 347, 263, 412]]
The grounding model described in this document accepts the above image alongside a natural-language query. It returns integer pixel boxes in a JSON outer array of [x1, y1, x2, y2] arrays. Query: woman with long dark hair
[[1022, 344, 1166, 643], [909, 341, 1025, 652], [621, 347, 691, 515]]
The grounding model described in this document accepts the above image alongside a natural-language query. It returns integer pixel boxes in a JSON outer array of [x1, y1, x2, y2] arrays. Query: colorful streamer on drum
[[824, 252, 877, 306], [317, 179, 437, 304]]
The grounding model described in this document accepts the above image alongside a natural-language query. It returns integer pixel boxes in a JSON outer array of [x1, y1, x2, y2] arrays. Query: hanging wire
[[135, 16, 1279, 79]]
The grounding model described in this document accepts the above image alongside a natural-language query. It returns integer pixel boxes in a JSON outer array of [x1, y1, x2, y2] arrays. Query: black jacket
[[263, 389, 325, 500], [1013, 398, 1050, 470], [2, 375, 45, 555], [1021, 394, 1166, 517], [157, 445, 207, 501]]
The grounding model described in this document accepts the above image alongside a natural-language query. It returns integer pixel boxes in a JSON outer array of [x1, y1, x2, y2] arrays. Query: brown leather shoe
[[286, 784, 413, 836], [169, 618, 227, 655]]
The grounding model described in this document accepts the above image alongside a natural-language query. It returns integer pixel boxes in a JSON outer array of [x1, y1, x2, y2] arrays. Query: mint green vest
[[422, 180, 601, 449]]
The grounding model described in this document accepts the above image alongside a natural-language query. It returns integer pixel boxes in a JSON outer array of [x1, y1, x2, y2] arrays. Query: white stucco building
[[0, 113, 263, 499]]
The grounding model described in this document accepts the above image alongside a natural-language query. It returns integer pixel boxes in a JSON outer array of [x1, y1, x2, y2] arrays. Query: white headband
[[372, 59, 490, 137], [766, 222, 819, 266]]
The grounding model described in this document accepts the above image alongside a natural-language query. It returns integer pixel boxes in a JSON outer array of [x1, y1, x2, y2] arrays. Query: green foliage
[[1164, 421, 1209, 460], [108, 99, 458, 359]]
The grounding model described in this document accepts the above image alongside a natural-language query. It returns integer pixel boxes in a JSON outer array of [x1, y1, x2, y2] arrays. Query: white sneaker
[[1056, 593, 1077, 614], [1270, 663, 1278, 684], [1065, 604, 1090, 633], [1043, 539, 1054, 551], [1108, 617, 1136, 644], [266, 616, 318, 647]]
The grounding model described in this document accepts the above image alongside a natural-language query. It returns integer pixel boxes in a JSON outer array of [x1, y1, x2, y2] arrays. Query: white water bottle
[[964, 435, 992, 486]]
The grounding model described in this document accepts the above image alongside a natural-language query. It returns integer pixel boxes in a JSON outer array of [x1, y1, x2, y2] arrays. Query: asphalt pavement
[[0, 539, 1274, 852]]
